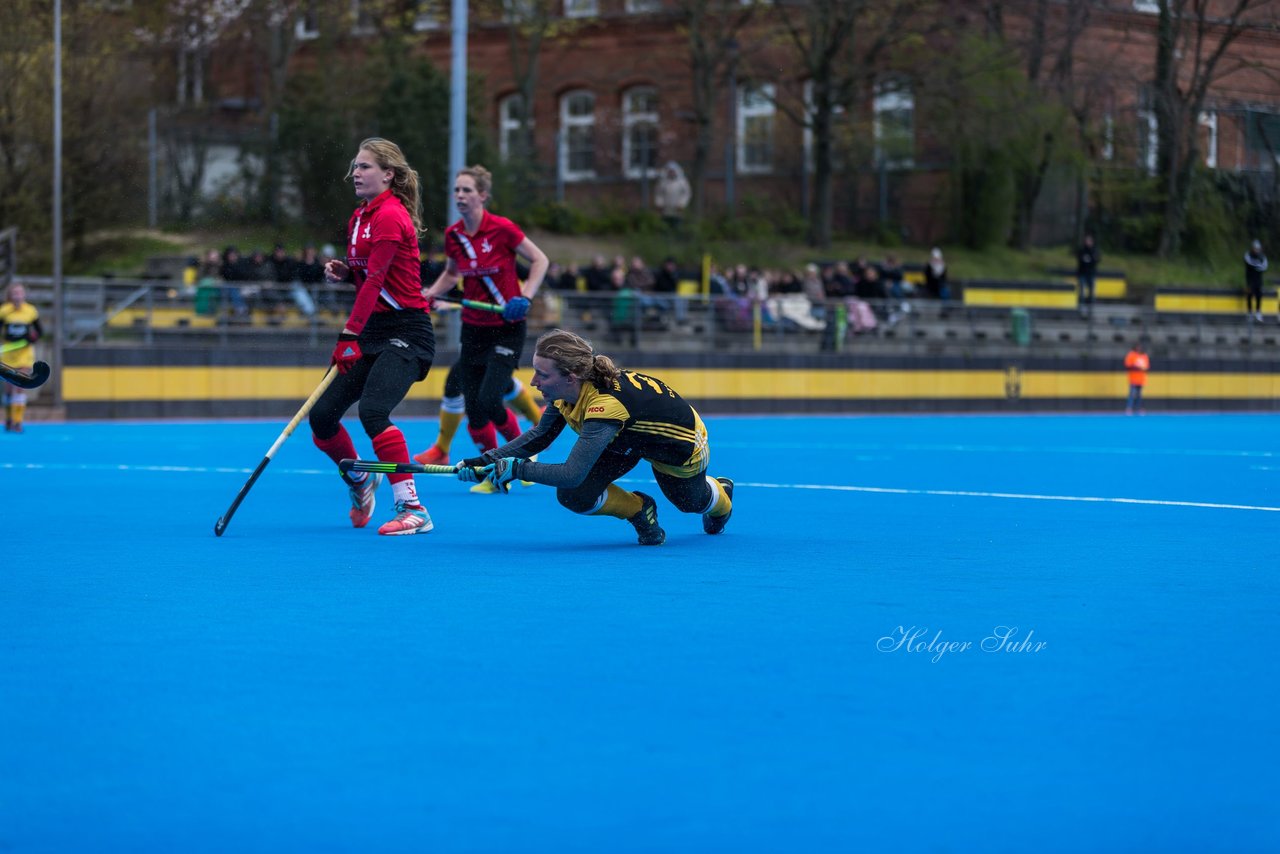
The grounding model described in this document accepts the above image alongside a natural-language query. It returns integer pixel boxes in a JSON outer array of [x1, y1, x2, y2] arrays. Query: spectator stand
[[1153, 285, 1278, 315], [1048, 267, 1129, 301]]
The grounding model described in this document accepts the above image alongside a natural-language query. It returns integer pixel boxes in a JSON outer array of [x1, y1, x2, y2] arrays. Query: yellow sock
[[435, 409, 464, 451], [707, 478, 732, 517], [595, 484, 643, 520], [9, 402, 25, 430], [511, 384, 543, 424]]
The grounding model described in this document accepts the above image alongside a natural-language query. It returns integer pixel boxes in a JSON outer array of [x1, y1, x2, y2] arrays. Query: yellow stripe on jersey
[[631, 420, 699, 442]]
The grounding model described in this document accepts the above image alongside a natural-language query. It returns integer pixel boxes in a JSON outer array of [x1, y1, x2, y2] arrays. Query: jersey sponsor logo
[[389, 338, 409, 349], [495, 345, 515, 356], [362, 223, 372, 239], [587, 405, 606, 413], [481, 238, 492, 253]]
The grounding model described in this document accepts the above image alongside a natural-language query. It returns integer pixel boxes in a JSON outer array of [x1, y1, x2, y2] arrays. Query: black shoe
[[702, 477, 734, 535], [627, 492, 666, 546]]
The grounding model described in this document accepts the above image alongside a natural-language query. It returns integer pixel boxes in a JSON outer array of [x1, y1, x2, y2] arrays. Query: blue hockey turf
[[1, 413, 1277, 852]]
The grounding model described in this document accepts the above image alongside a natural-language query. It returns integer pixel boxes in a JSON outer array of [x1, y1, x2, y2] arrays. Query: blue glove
[[482, 457, 522, 493], [455, 457, 489, 483], [503, 296, 531, 322]]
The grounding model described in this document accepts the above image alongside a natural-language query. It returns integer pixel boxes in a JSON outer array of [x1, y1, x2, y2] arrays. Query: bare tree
[[769, 0, 935, 248], [1150, 0, 1279, 257], [989, 0, 1095, 249], [670, 0, 758, 220]]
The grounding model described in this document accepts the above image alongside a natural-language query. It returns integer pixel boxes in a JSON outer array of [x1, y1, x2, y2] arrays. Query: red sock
[[372, 427, 414, 489], [313, 426, 358, 467], [496, 408, 522, 443], [467, 422, 498, 453]]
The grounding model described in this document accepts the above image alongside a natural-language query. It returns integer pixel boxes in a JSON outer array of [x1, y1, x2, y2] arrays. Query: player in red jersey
[[309, 137, 436, 536], [421, 164, 549, 493]]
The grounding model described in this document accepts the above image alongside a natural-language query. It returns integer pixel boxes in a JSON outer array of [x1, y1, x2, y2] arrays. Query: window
[[622, 87, 660, 179], [560, 90, 596, 181], [565, 0, 598, 17], [499, 94, 532, 163], [351, 0, 375, 35], [737, 82, 775, 174], [296, 4, 320, 40], [873, 78, 914, 168], [625, 0, 663, 12], [504, 0, 535, 21], [1137, 108, 1157, 174], [413, 0, 440, 30], [1199, 111, 1217, 169]]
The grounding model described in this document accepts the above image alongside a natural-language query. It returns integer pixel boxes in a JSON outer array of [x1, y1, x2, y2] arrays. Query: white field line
[[4, 462, 1277, 514]]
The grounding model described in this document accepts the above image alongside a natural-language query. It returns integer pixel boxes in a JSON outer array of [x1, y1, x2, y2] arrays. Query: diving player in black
[[455, 328, 734, 545]]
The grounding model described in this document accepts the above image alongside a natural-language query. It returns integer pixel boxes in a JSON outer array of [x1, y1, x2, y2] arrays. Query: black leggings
[[311, 350, 424, 440], [458, 322, 525, 429], [556, 450, 713, 516]]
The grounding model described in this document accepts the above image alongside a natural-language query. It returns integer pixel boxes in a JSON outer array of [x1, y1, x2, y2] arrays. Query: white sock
[[392, 478, 420, 506]]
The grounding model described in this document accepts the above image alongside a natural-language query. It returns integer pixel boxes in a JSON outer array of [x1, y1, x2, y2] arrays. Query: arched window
[[622, 86, 659, 179], [559, 90, 596, 181], [499, 94, 532, 163], [873, 77, 915, 169], [737, 82, 775, 174]]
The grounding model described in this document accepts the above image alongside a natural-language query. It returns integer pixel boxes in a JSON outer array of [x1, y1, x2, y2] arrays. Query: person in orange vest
[[1124, 342, 1150, 415]]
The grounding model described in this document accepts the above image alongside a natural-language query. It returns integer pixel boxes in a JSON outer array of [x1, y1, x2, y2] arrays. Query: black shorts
[[360, 309, 436, 381]]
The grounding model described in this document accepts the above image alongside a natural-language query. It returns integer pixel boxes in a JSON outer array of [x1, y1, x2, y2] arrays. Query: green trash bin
[[1010, 307, 1032, 346]]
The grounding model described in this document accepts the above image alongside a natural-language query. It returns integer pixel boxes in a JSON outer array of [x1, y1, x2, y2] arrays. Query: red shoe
[[413, 444, 449, 466]]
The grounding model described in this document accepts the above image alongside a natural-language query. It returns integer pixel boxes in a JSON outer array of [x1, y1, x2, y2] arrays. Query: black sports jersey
[[554, 370, 704, 466]]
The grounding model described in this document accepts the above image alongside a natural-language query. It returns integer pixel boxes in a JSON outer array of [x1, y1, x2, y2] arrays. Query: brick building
[[184, 0, 1280, 244]]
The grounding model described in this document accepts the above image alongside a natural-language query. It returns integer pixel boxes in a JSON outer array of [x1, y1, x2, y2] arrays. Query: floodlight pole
[[52, 0, 64, 407], [448, 0, 468, 224]]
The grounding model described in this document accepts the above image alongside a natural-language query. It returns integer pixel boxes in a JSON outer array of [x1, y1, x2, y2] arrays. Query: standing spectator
[[309, 136, 436, 536], [1076, 233, 1099, 314], [268, 243, 298, 323], [420, 163, 549, 495], [0, 283, 42, 433], [219, 245, 250, 319], [653, 161, 691, 232], [652, 256, 685, 324], [295, 243, 326, 314], [1124, 342, 1150, 415], [453, 328, 735, 546], [1244, 239, 1268, 322], [924, 247, 950, 302]]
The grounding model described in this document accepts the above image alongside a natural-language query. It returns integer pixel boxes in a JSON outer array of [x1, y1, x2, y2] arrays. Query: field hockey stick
[[339, 458, 479, 477], [0, 360, 50, 390], [431, 294, 505, 314], [214, 365, 338, 537]]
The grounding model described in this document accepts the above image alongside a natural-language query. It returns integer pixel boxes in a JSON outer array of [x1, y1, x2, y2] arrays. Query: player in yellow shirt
[[455, 328, 734, 545], [0, 283, 43, 432]]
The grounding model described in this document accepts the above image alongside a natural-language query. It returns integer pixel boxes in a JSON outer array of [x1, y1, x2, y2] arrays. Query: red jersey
[[442, 210, 526, 327], [344, 188, 428, 335]]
